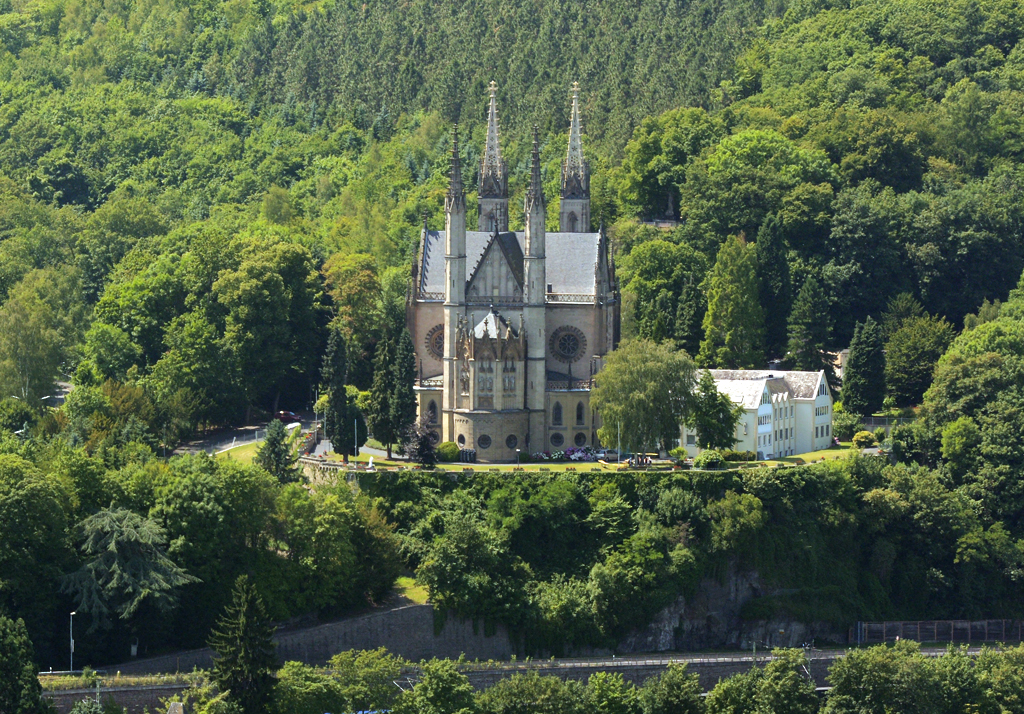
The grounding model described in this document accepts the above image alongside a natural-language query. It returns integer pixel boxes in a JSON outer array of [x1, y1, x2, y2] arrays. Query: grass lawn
[[218, 440, 260, 464], [395, 576, 429, 604], [766, 442, 856, 467]]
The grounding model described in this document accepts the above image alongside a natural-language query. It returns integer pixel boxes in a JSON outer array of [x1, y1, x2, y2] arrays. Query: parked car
[[274, 410, 301, 423]]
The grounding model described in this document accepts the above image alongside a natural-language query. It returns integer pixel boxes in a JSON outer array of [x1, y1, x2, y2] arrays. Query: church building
[[407, 83, 620, 461]]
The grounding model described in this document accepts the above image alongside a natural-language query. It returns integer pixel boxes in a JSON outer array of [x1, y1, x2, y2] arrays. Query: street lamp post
[[516, 448, 521, 466], [69, 611, 76, 673]]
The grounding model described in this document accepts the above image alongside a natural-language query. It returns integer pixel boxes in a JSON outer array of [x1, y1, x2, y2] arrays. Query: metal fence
[[853, 620, 1024, 644]]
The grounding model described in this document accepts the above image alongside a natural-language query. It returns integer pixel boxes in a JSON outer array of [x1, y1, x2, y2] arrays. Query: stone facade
[[408, 84, 619, 461]]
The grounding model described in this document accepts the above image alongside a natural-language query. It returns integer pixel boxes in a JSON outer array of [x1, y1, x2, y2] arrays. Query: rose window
[[549, 326, 587, 363]]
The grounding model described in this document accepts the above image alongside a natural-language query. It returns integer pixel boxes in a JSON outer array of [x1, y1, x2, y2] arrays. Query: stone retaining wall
[[111, 605, 511, 675]]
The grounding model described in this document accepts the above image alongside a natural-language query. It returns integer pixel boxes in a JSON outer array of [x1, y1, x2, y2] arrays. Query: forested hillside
[[7, 0, 1024, 683]]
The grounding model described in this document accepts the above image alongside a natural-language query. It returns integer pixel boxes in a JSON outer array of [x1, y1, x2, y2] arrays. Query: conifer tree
[[755, 215, 791, 359], [255, 417, 300, 483], [842, 316, 885, 415], [698, 235, 765, 369], [366, 336, 396, 456], [209, 575, 277, 714], [389, 329, 418, 458], [322, 324, 364, 462], [787, 275, 837, 388]]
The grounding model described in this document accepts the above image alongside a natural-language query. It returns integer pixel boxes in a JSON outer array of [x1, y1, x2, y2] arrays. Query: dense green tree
[[61, 507, 197, 632], [687, 371, 743, 450], [366, 337, 397, 455], [841, 317, 885, 416], [881, 293, 925, 342], [0, 276, 63, 403], [0, 616, 49, 714], [0, 397, 36, 434], [390, 329, 418, 457], [321, 325, 367, 461], [394, 658, 477, 714], [255, 418, 300, 484], [755, 216, 792, 359], [477, 672, 587, 714], [209, 575, 278, 714], [592, 339, 696, 454], [405, 417, 438, 470], [636, 662, 704, 714], [620, 239, 708, 355], [753, 649, 818, 714], [885, 315, 955, 407], [787, 275, 837, 388], [698, 235, 765, 370]]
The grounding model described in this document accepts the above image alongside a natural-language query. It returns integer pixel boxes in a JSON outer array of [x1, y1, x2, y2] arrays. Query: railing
[[853, 620, 1024, 644], [467, 298, 524, 308], [418, 291, 444, 301], [548, 293, 595, 303], [547, 379, 594, 390], [417, 378, 443, 388]]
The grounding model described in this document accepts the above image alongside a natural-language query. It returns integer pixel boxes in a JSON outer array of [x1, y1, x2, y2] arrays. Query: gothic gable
[[467, 231, 524, 303]]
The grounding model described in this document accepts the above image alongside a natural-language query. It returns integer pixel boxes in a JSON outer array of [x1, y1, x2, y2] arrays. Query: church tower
[[523, 127, 547, 450], [560, 82, 590, 232], [442, 126, 466, 440], [478, 81, 508, 233]]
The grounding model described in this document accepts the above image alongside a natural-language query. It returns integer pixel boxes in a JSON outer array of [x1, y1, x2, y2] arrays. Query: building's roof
[[473, 310, 517, 339], [706, 369, 825, 407], [419, 230, 602, 297]]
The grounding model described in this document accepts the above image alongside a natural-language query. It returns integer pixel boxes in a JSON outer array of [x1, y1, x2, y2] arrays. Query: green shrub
[[833, 411, 862, 441], [693, 449, 724, 470], [852, 431, 877, 449], [873, 426, 887, 444], [722, 449, 756, 462], [436, 441, 460, 462]]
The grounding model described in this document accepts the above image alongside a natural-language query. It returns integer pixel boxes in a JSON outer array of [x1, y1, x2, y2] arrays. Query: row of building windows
[[757, 415, 770, 426], [816, 424, 831, 438], [815, 405, 830, 416]]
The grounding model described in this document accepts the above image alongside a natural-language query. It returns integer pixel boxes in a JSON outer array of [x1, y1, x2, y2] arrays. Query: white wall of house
[[679, 370, 833, 460]]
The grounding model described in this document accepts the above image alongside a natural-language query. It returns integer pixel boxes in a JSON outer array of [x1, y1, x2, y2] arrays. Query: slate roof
[[419, 230, 602, 297], [473, 310, 517, 339], [706, 369, 825, 408]]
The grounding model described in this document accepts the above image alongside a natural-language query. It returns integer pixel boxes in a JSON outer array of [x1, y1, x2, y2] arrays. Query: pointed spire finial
[[446, 124, 465, 208], [562, 83, 589, 200], [526, 125, 545, 213], [479, 82, 506, 200]]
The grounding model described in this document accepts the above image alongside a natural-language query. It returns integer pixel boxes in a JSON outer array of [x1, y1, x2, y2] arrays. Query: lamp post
[[69, 611, 76, 673], [516, 448, 521, 466]]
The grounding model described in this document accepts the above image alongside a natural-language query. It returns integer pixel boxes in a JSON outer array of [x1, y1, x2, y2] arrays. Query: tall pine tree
[[366, 336, 396, 457], [321, 324, 365, 462], [842, 316, 885, 415], [390, 329, 418, 458], [755, 215, 791, 360], [698, 235, 765, 369], [208, 575, 277, 714], [787, 275, 837, 388], [255, 418, 300, 483]]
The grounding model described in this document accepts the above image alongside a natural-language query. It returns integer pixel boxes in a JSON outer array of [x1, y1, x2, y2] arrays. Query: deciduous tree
[[593, 339, 696, 454]]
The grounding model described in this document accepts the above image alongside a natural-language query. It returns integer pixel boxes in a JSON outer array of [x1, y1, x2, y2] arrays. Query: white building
[[680, 370, 834, 460]]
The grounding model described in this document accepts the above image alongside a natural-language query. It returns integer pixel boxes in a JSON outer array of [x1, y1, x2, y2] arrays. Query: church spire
[[478, 82, 508, 231], [526, 126, 545, 214], [560, 82, 590, 231], [446, 124, 465, 212], [479, 81, 506, 198]]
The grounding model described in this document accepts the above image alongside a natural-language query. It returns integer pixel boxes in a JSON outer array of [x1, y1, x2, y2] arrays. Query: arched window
[[427, 401, 438, 423], [576, 402, 585, 425], [552, 402, 563, 426], [568, 212, 578, 232]]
